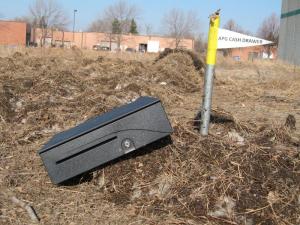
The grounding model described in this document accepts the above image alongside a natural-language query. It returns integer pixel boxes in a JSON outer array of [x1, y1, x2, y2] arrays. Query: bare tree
[[29, 0, 69, 46], [104, 1, 138, 34], [87, 18, 111, 33], [144, 23, 153, 36], [223, 19, 252, 35], [14, 16, 32, 23], [162, 8, 199, 49], [257, 13, 279, 44], [194, 34, 205, 53], [87, 18, 117, 50], [88, 0, 139, 49], [223, 19, 244, 33]]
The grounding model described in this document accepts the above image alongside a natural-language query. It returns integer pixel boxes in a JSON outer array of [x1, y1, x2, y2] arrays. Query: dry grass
[[0, 46, 158, 62], [0, 46, 28, 57], [0, 49, 299, 225]]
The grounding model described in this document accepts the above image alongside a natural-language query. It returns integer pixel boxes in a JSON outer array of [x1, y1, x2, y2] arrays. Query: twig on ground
[[11, 196, 40, 223]]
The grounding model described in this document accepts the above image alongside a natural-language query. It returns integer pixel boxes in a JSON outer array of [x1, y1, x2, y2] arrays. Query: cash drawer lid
[[39, 96, 160, 154]]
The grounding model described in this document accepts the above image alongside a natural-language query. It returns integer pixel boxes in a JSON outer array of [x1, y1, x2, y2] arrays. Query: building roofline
[[48, 28, 194, 41], [0, 20, 27, 25]]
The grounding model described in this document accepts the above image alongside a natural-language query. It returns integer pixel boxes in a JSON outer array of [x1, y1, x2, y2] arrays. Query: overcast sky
[[1, 0, 282, 36]]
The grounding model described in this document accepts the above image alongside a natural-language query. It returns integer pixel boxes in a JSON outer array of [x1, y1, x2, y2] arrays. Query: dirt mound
[[155, 48, 205, 71], [0, 49, 299, 225], [151, 52, 202, 93]]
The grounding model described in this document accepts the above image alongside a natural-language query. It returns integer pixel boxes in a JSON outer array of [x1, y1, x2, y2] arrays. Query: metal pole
[[200, 10, 220, 135], [293, 20, 296, 73], [73, 9, 77, 43]]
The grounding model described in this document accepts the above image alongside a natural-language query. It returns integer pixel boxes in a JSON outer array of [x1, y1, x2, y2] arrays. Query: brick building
[[0, 19, 194, 52], [31, 28, 195, 52], [0, 21, 27, 46], [224, 45, 277, 61]]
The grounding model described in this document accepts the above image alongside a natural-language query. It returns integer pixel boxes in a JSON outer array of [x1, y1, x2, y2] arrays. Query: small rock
[[245, 218, 254, 225], [42, 124, 61, 133], [131, 188, 142, 201], [115, 84, 122, 90], [15, 100, 23, 109], [160, 82, 167, 85], [238, 216, 253, 225], [228, 131, 245, 145], [208, 196, 236, 218], [267, 191, 279, 205], [98, 173, 105, 188], [209, 176, 217, 180], [23, 79, 33, 88], [49, 96, 56, 103], [269, 136, 276, 142], [285, 114, 296, 130], [90, 72, 98, 78]]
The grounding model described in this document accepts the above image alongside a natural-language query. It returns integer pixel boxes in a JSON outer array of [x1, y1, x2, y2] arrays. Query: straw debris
[[0, 49, 299, 225]]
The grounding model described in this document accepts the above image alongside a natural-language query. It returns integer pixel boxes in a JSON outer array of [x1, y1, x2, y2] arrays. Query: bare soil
[[0, 48, 299, 225]]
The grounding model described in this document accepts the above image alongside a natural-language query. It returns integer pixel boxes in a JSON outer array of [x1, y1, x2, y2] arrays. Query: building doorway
[[139, 43, 147, 52]]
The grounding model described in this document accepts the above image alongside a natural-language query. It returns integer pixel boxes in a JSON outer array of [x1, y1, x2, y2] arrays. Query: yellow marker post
[[200, 10, 220, 135]]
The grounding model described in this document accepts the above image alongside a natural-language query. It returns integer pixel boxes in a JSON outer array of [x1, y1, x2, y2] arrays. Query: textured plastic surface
[[39, 96, 173, 184]]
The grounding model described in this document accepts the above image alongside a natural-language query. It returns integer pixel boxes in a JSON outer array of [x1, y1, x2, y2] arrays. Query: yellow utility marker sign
[[200, 10, 273, 135], [206, 15, 220, 65], [200, 10, 220, 135]]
